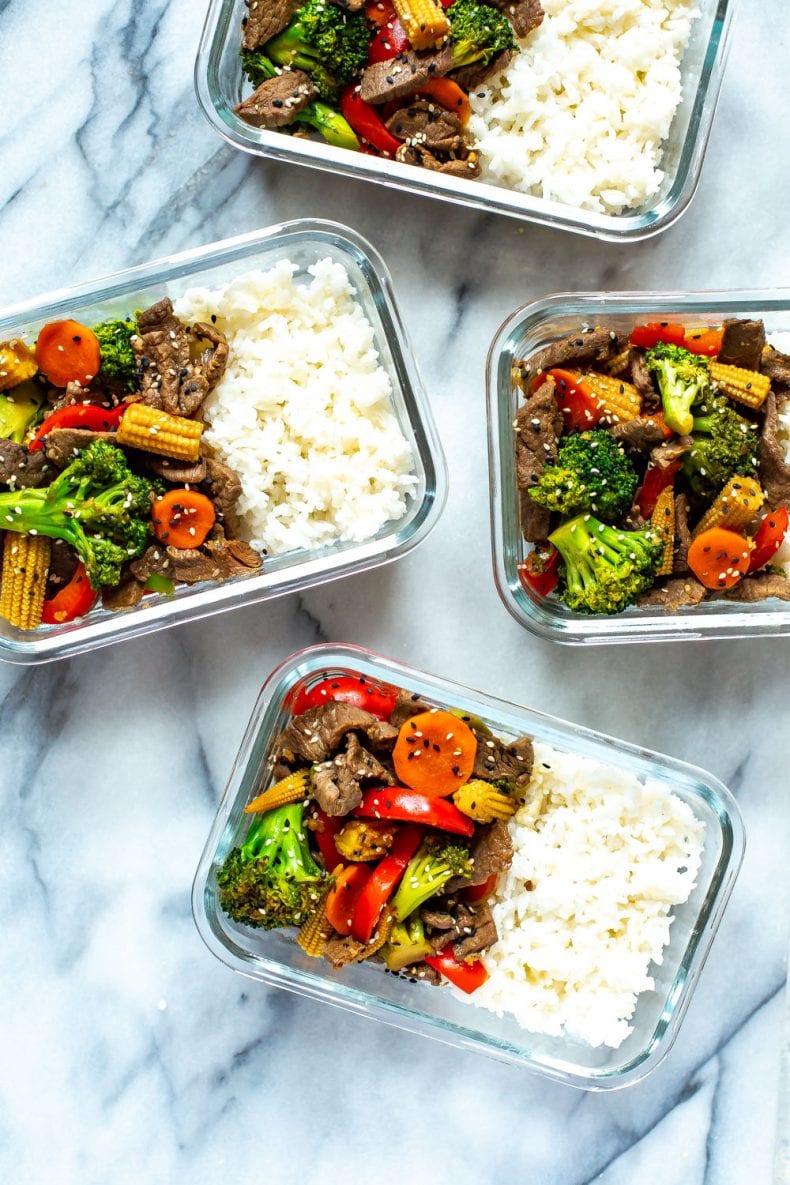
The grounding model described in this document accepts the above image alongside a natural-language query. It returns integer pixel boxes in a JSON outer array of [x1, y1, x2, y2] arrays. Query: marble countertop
[[1, 2, 788, 1182]]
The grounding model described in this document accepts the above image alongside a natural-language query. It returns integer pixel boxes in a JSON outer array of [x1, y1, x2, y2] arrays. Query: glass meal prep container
[[195, 0, 738, 242], [192, 643, 744, 1088], [488, 289, 790, 645], [0, 221, 446, 665]]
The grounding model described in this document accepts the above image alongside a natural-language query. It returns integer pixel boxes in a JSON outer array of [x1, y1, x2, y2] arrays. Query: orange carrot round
[[393, 710, 477, 798], [687, 527, 752, 590], [152, 489, 216, 549], [36, 320, 101, 387]]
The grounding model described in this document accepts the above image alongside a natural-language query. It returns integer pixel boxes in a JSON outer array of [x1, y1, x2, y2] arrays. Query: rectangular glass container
[[192, 644, 744, 1088], [0, 221, 446, 664], [195, 0, 738, 242], [488, 289, 790, 644]]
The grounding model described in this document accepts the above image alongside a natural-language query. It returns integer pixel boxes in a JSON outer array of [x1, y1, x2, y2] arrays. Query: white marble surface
[[0, 2, 788, 1182]]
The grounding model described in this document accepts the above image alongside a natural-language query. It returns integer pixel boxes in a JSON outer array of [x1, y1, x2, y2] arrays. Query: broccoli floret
[[682, 395, 759, 499], [447, 0, 516, 70], [241, 49, 278, 88], [391, 837, 473, 921], [549, 514, 662, 615], [92, 319, 138, 393], [264, 0, 371, 102], [646, 343, 710, 436], [217, 802, 326, 930], [0, 440, 157, 587], [381, 914, 434, 972], [240, 50, 360, 149], [528, 429, 638, 523]]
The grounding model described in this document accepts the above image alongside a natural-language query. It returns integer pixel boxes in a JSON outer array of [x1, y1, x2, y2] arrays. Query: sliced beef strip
[[360, 45, 454, 104], [761, 345, 790, 389], [203, 538, 262, 580], [758, 392, 790, 505], [396, 143, 481, 178], [519, 329, 618, 383], [472, 730, 534, 787], [629, 347, 658, 410], [0, 439, 54, 488], [399, 962, 442, 984], [277, 702, 382, 764], [330, 0, 365, 10], [200, 458, 243, 529], [385, 101, 465, 152], [519, 488, 551, 548], [311, 731, 395, 816], [638, 577, 708, 610], [389, 689, 430, 728], [165, 547, 223, 584], [673, 492, 692, 575], [44, 539, 79, 597], [322, 933, 369, 969], [129, 544, 174, 583], [453, 901, 498, 961], [515, 379, 562, 490], [718, 318, 766, 372], [242, 0, 300, 49], [449, 48, 513, 91], [193, 322, 229, 392], [134, 298, 228, 418], [235, 69, 317, 128], [719, 573, 790, 603], [611, 416, 665, 451], [365, 718, 400, 749], [421, 908, 456, 930], [101, 577, 146, 611], [651, 436, 693, 469], [43, 428, 115, 468], [490, 0, 544, 38], [446, 820, 513, 892], [137, 454, 207, 483]]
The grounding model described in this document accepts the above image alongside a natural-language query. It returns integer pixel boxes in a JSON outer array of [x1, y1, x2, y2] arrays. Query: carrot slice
[[392, 710, 477, 798], [415, 78, 471, 127], [152, 489, 216, 549], [36, 320, 101, 387], [687, 527, 752, 590]]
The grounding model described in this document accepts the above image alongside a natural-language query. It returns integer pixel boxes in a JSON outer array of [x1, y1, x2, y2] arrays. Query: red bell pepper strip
[[354, 788, 475, 837], [748, 505, 789, 572], [340, 87, 402, 157], [350, 824, 423, 942], [413, 77, 471, 127], [291, 674, 398, 720], [425, 945, 489, 994], [629, 322, 686, 350], [40, 562, 97, 625], [28, 403, 127, 452], [683, 327, 723, 357], [517, 547, 560, 598], [635, 459, 682, 518], [325, 863, 371, 936], [365, 0, 395, 26], [312, 807, 346, 873], [464, 873, 497, 903], [366, 2, 411, 64]]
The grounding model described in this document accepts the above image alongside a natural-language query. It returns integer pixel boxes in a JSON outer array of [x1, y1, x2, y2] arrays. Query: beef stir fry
[[513, 319, 790, 614], [0, 306, 260, 630], [236, 0, 544, 177], [217, 675, 540, 995]]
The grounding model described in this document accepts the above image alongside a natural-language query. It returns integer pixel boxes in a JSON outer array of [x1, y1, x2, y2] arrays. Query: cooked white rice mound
[[469, 0, 698, 214], [173, 260, 417, 555], [459, 742, 704, 1048]]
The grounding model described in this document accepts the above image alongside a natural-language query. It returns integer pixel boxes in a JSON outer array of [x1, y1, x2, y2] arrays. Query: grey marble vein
[[0, 0, 788, 1182]]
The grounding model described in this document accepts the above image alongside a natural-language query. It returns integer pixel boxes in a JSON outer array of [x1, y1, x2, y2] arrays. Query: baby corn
[[296, 891, 331, 957], [392, 0, 449, 49], [0, 533, 51, 630], [710, 362, 771, 410], [453, 779, 517, 823], [116, 403, 202, 462], [244, 770, 310, 814], [693, 475, 764, 536], [651, 487, 675, 576], [0, 339, 38, 391], [605, 348, 631, 378], [575, 371, 642, 423]]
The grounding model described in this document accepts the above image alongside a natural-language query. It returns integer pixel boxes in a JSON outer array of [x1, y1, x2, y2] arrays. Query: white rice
[[469, 0, 698, 214], [173, 259, 417, 556], [457, 742, 704, 1048]]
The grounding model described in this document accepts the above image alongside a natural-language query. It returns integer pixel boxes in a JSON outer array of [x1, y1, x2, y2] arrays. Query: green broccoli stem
[[392, 842, 472, 921], [295, 101, 359, 150]]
